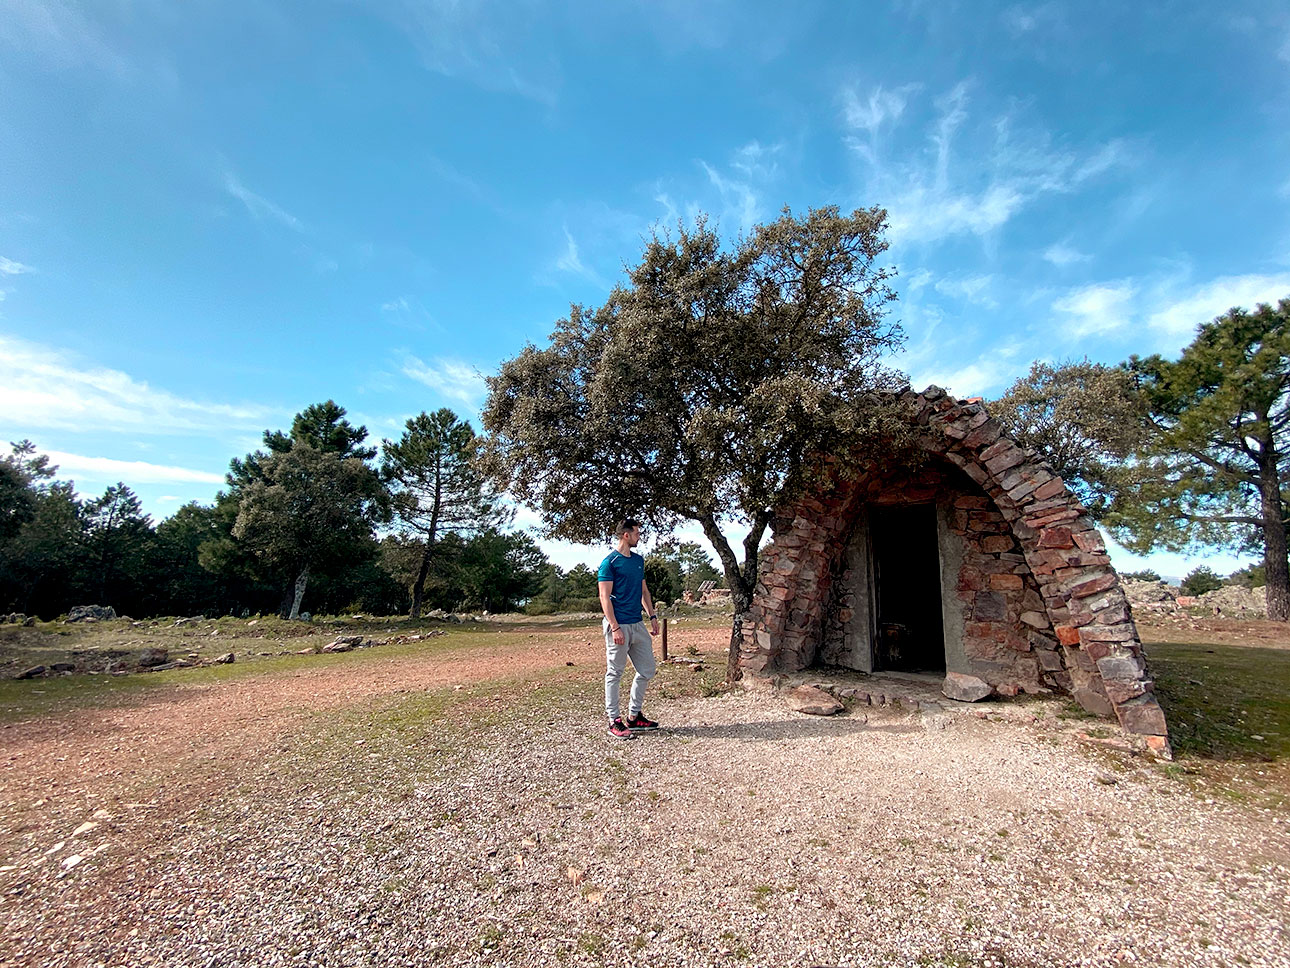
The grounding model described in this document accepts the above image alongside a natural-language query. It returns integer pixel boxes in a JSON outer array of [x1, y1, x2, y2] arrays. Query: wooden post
[[661, 617, 668, 660]]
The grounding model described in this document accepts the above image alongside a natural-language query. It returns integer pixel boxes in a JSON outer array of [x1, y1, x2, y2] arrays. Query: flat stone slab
[[790, 685, 844, 716]]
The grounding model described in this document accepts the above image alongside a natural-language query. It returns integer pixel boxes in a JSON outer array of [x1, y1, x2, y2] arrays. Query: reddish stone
[[965, 621, 998, 638], [1055, 625, 1081, 646], [1092, 603, 1131, 625], [1069, 573, 1117, 599], [1038, 527, 1075, 549], [979, 439, 1014, 462], [1032, 478, 1066, 502], [954, 495, 990, 510], [1072, 530, 1106, 553], [990, 574, 1023, 591], [769, 585, 793, 602], [982, 535, 1014, 553], [1079, 624, 1136, 644], [1083, 640, 1113, 661], [1005, 632, 1032, 652], [996, 682, 1020, 697]]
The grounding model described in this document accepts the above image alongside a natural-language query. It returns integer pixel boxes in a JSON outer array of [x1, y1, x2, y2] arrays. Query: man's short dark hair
[[614, 518, 641, 537]]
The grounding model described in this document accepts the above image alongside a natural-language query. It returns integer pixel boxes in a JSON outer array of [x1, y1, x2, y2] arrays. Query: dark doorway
[[869, 504, 946, 674]]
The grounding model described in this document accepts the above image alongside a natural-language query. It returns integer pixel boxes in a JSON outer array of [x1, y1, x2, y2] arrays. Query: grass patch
[[1148, 641, 1290, 760]]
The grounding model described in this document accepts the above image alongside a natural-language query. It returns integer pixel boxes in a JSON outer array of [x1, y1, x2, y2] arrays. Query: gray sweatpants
[[604, 619, 657, 721]]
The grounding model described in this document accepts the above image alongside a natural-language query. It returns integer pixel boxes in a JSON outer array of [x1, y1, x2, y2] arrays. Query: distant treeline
[[0, 402, 722, 620]]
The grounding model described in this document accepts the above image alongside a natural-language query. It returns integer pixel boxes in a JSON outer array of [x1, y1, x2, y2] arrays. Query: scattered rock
[[136, 648, 168, 668], [173, 616, 205, 627], [71, 821, 98, 837], [323, 635, 363, 653], [49, 662, 75, 673], [213, 652, 235, 664], [790, 685, 844, 716], [22, 615, 35, 627], [67, 605, 117, 623], [14, 665, 46, 680], [942, 672, 992, 702], [146, 660, 193, 672]]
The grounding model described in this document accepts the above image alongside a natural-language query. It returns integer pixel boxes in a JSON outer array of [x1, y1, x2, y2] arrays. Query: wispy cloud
[[551, 225, 610, 289], [841, 84, 915, 135], [933, 273, 997, 308], [0, 0, 129, 74], [223, 172, 303, 231], [1043, 242, 1091, 266], [1145, 273, 1290, 337], [375, 0, 560, 106], [1047, 271, 1290, 346], [0, 256, 33, 275], [0, 333, 273, 435], [1001, 3, 1066, 38], [402, 356, 487, 408], [698, 140, 782, 234], [1052, 281, 1136, 337], [851, 81, 1130, 246], [42, 450, 224, 485]]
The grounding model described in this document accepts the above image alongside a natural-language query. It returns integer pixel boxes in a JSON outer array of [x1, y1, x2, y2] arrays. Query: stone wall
[[742, 386, 1171, 756]]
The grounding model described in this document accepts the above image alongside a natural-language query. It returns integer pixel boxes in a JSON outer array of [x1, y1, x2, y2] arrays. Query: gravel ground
[[2, 626, 1288, 968]]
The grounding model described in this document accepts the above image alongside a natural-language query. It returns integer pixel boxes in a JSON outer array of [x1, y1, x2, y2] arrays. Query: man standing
[[597, 518, 660, 739]]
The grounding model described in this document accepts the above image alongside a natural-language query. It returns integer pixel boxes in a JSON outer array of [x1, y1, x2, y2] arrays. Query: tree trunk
[[1259, 461, 1290, 621], [276, 584, 293, 620], [725, 583, 752, 682], [288, 564, 310, 621], [409, 543, 433, 619]]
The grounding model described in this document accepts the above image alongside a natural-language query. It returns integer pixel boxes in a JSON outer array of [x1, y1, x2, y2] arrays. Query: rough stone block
[[985, 448, 1027, 476], [962, 421, 1002, 450], [1019, 610, 1049, 629], [1032, 478, 1066, 501], [1038, 527, 1075, 549], [1055, 625, 1081, 645], [982, 535, 1014, 553], [1037, 649, 1064, 672], [1104, 678, 1150, 705], [990, 574, 1023, 591], [1069, 573, 1118, 599], [1072, 530, 1106, 552], [1080, 624, 1136, 644], [1116, 696, 1168, 736], [942, 672, 992, 702], [973, 592, 1007, 621], [1097, 654, 1146, 680]]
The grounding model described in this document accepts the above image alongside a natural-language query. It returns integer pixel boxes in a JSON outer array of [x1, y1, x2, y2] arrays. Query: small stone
[[71, 821, 98, 837], [136, 648, 168, 668], [214, 652, 235, 664], [942, 672, 992, 702]]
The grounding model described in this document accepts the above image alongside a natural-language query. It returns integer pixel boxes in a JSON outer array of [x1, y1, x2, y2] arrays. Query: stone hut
[[741, 386, 1171, 756]]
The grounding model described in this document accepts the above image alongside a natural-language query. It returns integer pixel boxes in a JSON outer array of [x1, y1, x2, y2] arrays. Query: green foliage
[[232, 440, 389, 617], [483, 206, 909, 631], [1106, 297, 1290, 617], [382, 409, 510, 616], [989, 359, 1147, 518], [643, 557, 679, 605], [1181, 565, 1224, 596], [1121, 569, 1163, 583], [651, 539, 723, 593], [1226, 563, 1266, 588]]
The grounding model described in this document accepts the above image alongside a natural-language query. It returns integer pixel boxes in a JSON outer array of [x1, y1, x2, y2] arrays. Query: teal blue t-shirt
[[597, 550, 645, 625]]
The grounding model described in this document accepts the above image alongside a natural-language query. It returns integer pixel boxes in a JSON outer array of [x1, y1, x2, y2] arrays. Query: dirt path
[[1, 629, 618, 835]]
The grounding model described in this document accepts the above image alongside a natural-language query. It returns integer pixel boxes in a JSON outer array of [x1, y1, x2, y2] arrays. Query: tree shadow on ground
[[661, 718, 917, 742]]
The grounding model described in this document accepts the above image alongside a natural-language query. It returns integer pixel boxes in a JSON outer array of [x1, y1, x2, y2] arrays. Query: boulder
[[14, 665, 45, 680], [942, 672, 992, 702], [213, 652, 235, 664], [790, 685, 844, 716], [67, 605, 117, 623]]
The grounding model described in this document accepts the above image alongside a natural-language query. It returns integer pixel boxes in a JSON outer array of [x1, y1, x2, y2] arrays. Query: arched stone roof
[[742, 386, 1171, 757]]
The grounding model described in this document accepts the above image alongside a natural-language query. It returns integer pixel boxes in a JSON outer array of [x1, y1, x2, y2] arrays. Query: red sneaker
[[607, 717, 636, 740], [626, 712, 659, 731]]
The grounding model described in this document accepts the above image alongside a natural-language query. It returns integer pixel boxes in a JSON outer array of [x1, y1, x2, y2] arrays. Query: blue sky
[[2, 0, 1289, 578]]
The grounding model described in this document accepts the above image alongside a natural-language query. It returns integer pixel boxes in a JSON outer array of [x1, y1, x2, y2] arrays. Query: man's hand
[[649, 617, 660, 637], [612, 626, 626, 646]]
